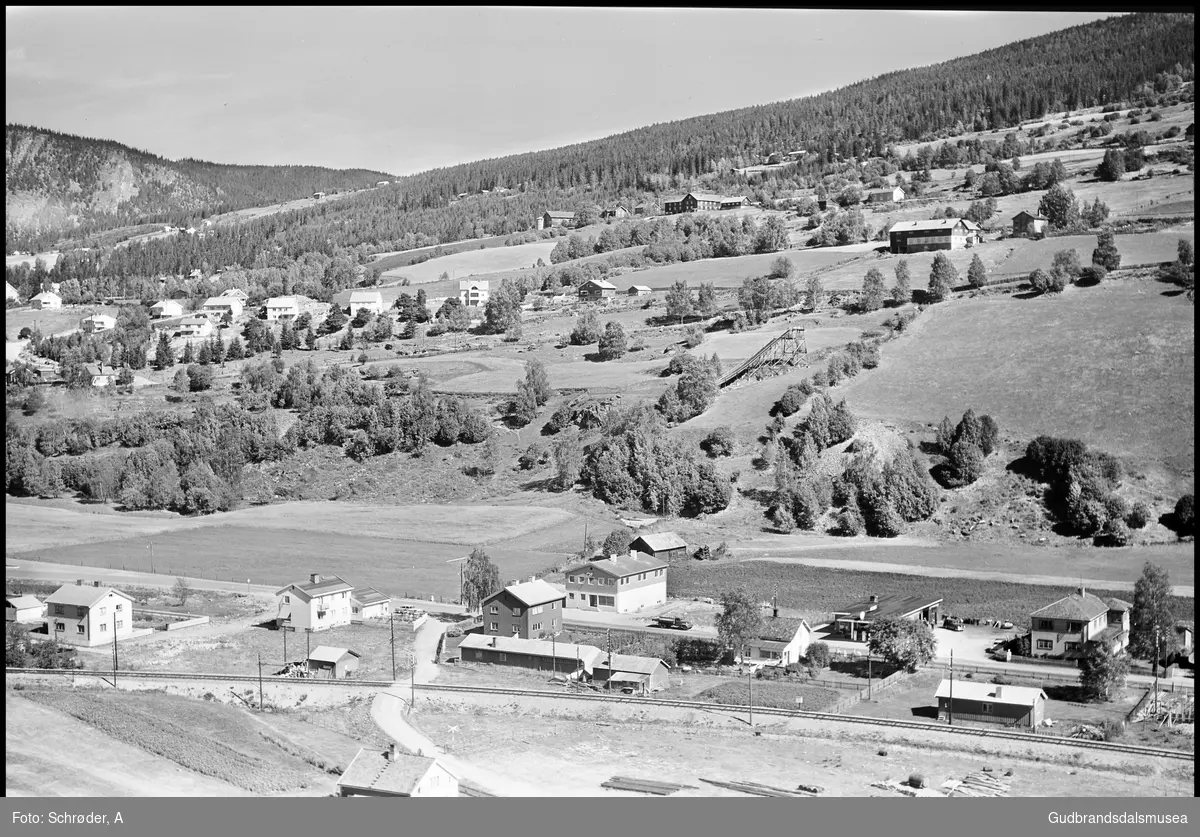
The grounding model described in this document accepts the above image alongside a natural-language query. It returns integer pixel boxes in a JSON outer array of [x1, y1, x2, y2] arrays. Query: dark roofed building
[[936, 680, 1046, 729], [592, 653, 671, 694], [831, 594, 943, 642], [337, 744, 459, 797], [1012, 210, 1048, 239], [629, 532, 687, 562], [481, 579, 565, 639]]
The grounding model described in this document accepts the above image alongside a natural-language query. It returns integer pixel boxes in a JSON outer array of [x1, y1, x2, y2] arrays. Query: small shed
[[1012, 211, 1048, 239], [629, 531, 688, 562], [627, 285, 652, 297], [935, 679, 1046, 729], [351, 587, 392, 622], [592, 653, 671, 694], [307, 646, 362, 679], [6, 593, 45, 623]]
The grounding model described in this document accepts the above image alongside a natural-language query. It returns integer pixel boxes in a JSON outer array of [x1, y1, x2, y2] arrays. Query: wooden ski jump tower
[[718, 326, 810, 389]]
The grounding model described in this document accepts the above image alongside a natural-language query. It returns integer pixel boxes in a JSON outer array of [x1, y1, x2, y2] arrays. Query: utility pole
[[258, 653, 264, 711], [410, 653, 416, 709], [283, 627, 287, 664], [149, 540, 155, 575], [748, 668, 754, 728], [582, 523, 589, 557], [948, 650, 954, 726], [390, 612, 397, 681], [1154, 626, 1160, 716], [867, 652, 873, 701], [306, 628, 312, 673], [112, 613, 119, 688]]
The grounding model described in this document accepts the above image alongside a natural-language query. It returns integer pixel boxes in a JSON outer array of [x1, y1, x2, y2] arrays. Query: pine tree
[[181, 341, 195, 365], [154, 331, 175, 370]]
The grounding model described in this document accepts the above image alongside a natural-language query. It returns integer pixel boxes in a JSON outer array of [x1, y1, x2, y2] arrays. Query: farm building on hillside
[[720, 196, 750, 209], [150, 299, 184, 319], [265, 296, 300, 321], [80, 314, 117, 334], [337, 745, 458, 797], [276, 573, 354, 632], [177, 316, 213, 338], [306, 646, 361, 679], [628, 285, 652, 297], [935, 680, 1047, 729], [44, 583, 135, 647], [481, 579, 565, 639], [457, 633, 603, 677], [351, 587, 392, 622], [347, 290, 385, 315], [30, 291, 62, 310], [868, 187, 906, 204], [887, 219, 980, 254], [540, 210, 576, 229], [1029, 587, 1130, 660], [634, 201, 660, 216], [662, 192, 725, 214], [562, 552, 667, 614], [1011, 211, 1049, 239], [5, 282, 19, 302], [459, 280, 490, 307], [84, 364, 119, 387], [6, 593, 45, 623], [744, 616, 814, 666], [578, 279, 617, 302], [592, 653, 671, 694], [830, 594, 944, 643], [630, 532, 688, 562], [201, 296, 243, 320], [600, 204, 630, 220]]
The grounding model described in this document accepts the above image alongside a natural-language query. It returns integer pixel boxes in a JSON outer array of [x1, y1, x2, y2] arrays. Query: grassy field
[[666, 560, 1194, 627], [7, 578, 266, 620], [380, 239, 561, 285], [13, 689, 337, 794], [835, 276, 1195, 489], [5, 303, 121, 339], [695, 680, 844, 712]]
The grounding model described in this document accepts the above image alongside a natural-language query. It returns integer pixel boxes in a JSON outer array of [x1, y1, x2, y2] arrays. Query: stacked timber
[[945, 771, 1011, 797], [700, 778, 816, 797], [601, 777, 697, 795]]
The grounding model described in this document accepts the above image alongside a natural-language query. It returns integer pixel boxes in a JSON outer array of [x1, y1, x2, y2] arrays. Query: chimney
[[1077, 586, 1085, 598], [76, 579, 83, 586], [490, 636, 497, 648], [868, 594, 878, 604], [388, 743, 397, 762], [529, 576, 536, 583], [310, 573, 322, 585], [94, 581, 101, 587], [994, 686, 1003, 699], [508, 579, 519, 587]]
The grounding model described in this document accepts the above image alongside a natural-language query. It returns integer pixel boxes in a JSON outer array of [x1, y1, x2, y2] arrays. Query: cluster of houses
[[6, 582, 137, 647], [275, 573, 394, 634]]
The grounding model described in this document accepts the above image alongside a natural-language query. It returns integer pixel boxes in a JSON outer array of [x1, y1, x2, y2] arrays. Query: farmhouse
[[868, 186, 906, 204], [541, 210, 576, 229], [662, 192, 726, 214], [458, 633, 603, 677], [563, 552, 667, 614], [745, 616, 814, 666], [1029, 587, 1130, 660], [44, 583, 135, 647], [306, 646, 361, 679], [351, 587, 392, 622], [830, 594, 944, 643], [578, 279, 617, 302], [935, 679, 1047, 729], [150, 299, 184, 319], [80, 314, 117, 334], [5, 282, 19, 302], [265, 296, 300, 322], [887, 219, 981, 254], [633, 201, 660, 216], [30, 291, 62, 310], [275, 573, 354, 632], [84, 364, 119, 387], [630, 532, 688, 562], [201, 296, 243, 320], [592, 653, 671, 694], [459, 280, 490, 307], [720, 196, 750, 209], [177, 316, 214, 338], [600, 204, 630, 220], [1011, 210, 1049, 239], [6, 593, 45, 623], [337, 745, 458, 798], [628, 285, 652, 297], [347, 290, 385, 315], [481, 579, 565, 639]]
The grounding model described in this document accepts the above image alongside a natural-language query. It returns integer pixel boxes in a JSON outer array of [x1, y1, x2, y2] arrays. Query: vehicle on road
[[652, 616, 693, 631], [942, 616, 964, 632]]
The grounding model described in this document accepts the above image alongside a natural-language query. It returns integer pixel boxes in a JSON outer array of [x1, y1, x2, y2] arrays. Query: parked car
[[943, 616, 964, 632]]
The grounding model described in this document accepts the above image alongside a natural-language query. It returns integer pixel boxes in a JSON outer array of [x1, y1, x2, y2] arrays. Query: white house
[[80, 314, 117, 334], [275, 573, 354, 632], [744, 616, 814, 667], [177, 316, 214, 338], [627, 285, 652, 297], [351, 587, 392, 622], [347, 290, 385, 315], [562, 552, 667, 614], [220, 288, 250, 303], [150, 300, 184, 319], [201, 296, 243, 320], [45, 583, 136, 647], [6, 593, 45, 624], [458, 280, 490, 307], [337, 745, 459, 797], [30, 291, 62, 310], [84, 364, 119, 387], [6, 282, 20, 302], [265, 296, 300, 322]]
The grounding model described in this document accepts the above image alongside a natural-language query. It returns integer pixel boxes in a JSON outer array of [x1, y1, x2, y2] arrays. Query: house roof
[[459, 280, 490, 290], [349, 290, 383, 303], [661, 195, 687, 204], [888, 219, 975, 233], [595, 653, 669, 675], [265, 296, 298, 308], [581, 279, 617, 291], [308, 646, 361, 664], [486, 579, 564, 608], [6, 594, 43, 610], [179, 315, 210, 325], [632, 532, 687, 553], [83, 314, 116, 323], [688, 192, 726, 201], [1030, 590, 1111, 621], [756, 616, 810, 643], [634, 201, 659, 208], [1013, 211, 1048, 221], [45, 584, 132, 608], [337, 747, 444, 796], [150, 299, 181, 309], [458, 633, 604, 666], [832, 594, 944, 622], [85, 364, 118, 377], [545, 210, 576, 219], [563, 552, 668, 578], [606, 671, 650, 684], [277, 575, 354, 600], [720, 196, 748, 204], [935, 679, 1046, 707], [352, 587, 391, 607], [630, 285, 652, 292], [202, 297, 237, 307], [32, 291, 61, 301], [1104, 597, 1132, 612]]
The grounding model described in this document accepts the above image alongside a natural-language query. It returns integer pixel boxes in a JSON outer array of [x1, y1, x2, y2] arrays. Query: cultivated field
[[5, 304, 121, 339], [380, 239, 561, 285], [835, 276, 1195, 489]]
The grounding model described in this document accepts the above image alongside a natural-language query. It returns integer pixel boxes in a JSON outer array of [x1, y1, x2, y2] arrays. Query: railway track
[[8, 668, 1190, 761]]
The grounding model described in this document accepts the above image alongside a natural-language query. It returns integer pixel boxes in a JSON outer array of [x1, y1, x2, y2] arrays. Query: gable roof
[[337, 747, 443, 796], [459, 280, 490, 290], [756, 616, 811, 643], [32, 291, 61, 301], [352, 586, 391, 607], [179, 315, 211, 325], [308, 646, 361, 664], [888, 219, 978, 233], [6, 594, 43, 610], [349, 290, 383, 303], [1104, 597, 1132, 612], [630, 285, 652, 292], [563, 552, 668, 578], [277, 575, 353, 600], [265, 296, 298, 308], [631, 532, 687, 553], [660, 194, 687, 204], [688, 192, 726, 201], [545, 210, 576, 219], [202, 296, 237, 307], [935, 679, 1046, 707], [486, 579, 564, 608], [595, 653, 670, 674], [1030, 590, 1112, 621], [150, 299, 181, 310], [458, 633, 603, 666], [45, 584, 132, 609], [580, 279, 617, 291], [83, 313, 116, 324], [1013, 210, 1048, 221], [85, 364, 119, 377]]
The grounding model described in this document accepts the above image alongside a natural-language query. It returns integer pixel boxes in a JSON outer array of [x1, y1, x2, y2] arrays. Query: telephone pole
[[305, 628, 312, 672], [948, 650, 954, 726], [112, 613, 119, 688], [258, 653, 264, 711], [390, 612, 397, 680], [283, 627, 287, 663], [748, 669, 754, 728], [410, 653, 416, 709]]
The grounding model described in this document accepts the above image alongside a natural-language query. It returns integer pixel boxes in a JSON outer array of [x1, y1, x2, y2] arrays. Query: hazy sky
[[6, 8, 1119, 177]]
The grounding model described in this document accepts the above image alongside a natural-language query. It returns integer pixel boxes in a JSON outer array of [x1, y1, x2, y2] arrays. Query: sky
[[6, 8, 1121, 177]]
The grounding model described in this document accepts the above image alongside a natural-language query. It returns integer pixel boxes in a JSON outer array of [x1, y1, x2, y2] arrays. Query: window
[[568, 593, 575, 600], [490, 605, 499, 614], [982, 703, 993, 714], [499, 653, 507, 662], [54, 605, 64, 615], [284, 596, 290, 604], [532, 605, 543, 615], [116, 603, 124, 612], [318, 611, 325, 619], [512, 608, 522, 617], [1038, 619, 1053, 631], [587, 577, 594, 585], [1065, 642, 1081, 652], [489, 622, 499, 631], [55, 622, 65, 632], [99, 623, 107, 632], [116, 620, 124, 629], [475, 651, 483, 660], [1036, 639, 1053, 650], [77, 625, 86, 634], [567, 576, 575, 583], [511, 625, 520, 635], [532, 622, 541, 632]]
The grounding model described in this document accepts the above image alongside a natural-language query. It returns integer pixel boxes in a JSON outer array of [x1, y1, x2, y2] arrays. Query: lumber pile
[[601, 776, 698, 795], [869, 780, 942, 798], [945, 771, 1011, 798], [699, 778, 816, 797]]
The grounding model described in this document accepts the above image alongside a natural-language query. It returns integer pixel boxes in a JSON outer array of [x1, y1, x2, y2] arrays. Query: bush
[[805, 642, 831, 671], [908, 774, 926, 789], [1126, 502, 1151, 529], [1172, 494, 1194, 536], [701, 427, 736, 458]]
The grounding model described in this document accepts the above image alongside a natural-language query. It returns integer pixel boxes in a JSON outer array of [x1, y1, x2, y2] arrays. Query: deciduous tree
[[867, 618, 937, 672]]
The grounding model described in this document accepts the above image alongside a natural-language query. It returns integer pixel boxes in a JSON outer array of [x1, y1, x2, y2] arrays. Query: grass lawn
[[695, 680, 844, 712], [7, 578, 266, 620], [380, 239, 560, 285], [835, 276, 1195, 489], [6, 304, 121, 338]]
